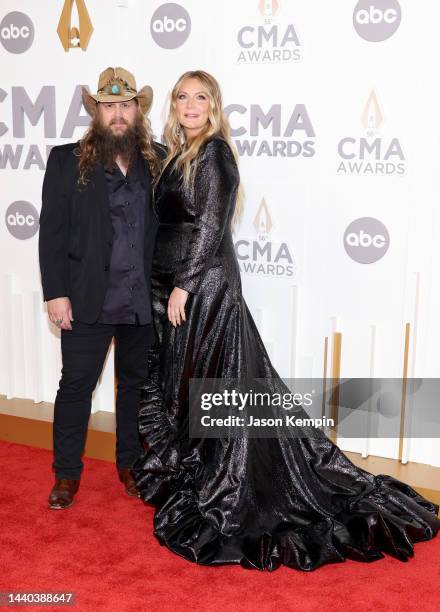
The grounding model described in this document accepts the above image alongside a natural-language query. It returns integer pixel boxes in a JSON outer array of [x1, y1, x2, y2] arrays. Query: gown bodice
[[151, 137, 240, 295]]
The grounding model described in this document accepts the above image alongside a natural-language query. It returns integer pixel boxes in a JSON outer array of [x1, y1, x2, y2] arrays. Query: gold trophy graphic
[[361, 90, 383, 138], [57, 0, 93, 51], [254, 198, 273, 237]]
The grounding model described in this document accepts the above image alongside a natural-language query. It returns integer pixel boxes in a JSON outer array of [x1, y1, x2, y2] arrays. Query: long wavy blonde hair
[[162, 70, 243, 227]]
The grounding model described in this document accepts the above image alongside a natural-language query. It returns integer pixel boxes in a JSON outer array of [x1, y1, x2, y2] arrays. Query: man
[[39, 67, 166, 509]]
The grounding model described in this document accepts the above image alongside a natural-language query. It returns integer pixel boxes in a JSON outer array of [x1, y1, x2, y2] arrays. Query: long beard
[[92, 113, 144, 169]]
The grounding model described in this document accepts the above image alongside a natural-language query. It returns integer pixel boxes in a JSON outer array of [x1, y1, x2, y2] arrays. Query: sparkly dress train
[[132, 137, 440, 571]]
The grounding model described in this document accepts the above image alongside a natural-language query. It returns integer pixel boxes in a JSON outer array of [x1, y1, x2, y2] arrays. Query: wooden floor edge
[[0, 413, 116, 463], [1, 411, 440, 507]]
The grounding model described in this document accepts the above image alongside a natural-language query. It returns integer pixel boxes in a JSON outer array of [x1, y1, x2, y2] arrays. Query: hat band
[[98, 82, 137, 96]]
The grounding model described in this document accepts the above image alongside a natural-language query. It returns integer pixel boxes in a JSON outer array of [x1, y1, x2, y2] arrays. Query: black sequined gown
[[132, 137, 440, 571]]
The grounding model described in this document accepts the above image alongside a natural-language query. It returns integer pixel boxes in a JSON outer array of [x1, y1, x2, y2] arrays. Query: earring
[[176, 124, 181, 137]]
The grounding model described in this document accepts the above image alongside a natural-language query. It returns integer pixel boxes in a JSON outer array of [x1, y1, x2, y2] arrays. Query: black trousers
[[53, 320, 153, 479]]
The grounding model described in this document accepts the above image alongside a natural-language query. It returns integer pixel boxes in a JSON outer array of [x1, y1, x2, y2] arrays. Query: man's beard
[[92, 113, 144, 170]]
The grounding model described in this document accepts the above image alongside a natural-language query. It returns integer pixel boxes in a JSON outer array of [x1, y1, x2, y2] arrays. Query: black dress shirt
[[98, 153, 151, 324]]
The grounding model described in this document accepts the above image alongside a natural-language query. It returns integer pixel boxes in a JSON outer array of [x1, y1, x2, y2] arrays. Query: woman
[[132, 70, 440, 571]]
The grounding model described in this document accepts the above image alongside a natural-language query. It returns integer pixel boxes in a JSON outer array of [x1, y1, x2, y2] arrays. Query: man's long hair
[[75, 102, 161, 185]]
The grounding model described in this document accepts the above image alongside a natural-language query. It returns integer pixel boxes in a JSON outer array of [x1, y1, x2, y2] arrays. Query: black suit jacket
[[39, 141, 166, 324]]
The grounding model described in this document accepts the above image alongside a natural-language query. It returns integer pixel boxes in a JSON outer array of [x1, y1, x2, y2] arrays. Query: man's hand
[[47, 297, 73, 331], [168, 287, 189, 327]]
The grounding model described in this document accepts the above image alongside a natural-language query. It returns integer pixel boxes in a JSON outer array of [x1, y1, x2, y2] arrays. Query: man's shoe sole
[[124, 488, 140, 497], [48, 500, 74, 510]]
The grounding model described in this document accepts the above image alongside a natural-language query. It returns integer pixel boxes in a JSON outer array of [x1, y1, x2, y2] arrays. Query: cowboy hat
[[82, 67, 153, 116]]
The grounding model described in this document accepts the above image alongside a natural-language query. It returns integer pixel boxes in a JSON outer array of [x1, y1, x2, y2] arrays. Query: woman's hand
[[168, 287, 189, 327]]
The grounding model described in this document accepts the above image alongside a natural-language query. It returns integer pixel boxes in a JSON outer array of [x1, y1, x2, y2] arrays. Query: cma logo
[[5, 201, 39, 239], [0, 11, 34, 53], [224, 104, 315, 158], [224, 104, 314, 138], [344, 218, 389, 264], [150, 3, 191, 49], [235, 197, 295, 278], [238, 25, 299, 48], [353, 1, 401, 42], [236, 2, 301, 64], [336, 89, 406, 176]]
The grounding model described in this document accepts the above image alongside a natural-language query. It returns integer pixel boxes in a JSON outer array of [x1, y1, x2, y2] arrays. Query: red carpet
[[0, 441, 439, 612]]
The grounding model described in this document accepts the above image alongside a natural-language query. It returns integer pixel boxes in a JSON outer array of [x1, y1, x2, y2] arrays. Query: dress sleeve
[[173, 139, 239, 294]]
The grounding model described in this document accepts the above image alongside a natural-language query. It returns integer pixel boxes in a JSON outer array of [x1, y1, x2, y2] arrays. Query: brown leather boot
[[117, 468, 140, 497], [48, 479, 80, 509]]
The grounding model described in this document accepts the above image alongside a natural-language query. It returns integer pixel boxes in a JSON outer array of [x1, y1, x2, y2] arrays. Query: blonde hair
[[162, 70, 243, 228]]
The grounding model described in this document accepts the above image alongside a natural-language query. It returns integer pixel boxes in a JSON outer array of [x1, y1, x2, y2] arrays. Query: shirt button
[[131, 264, 136, 270], [125, 201, 130, 206], [130, 287, 134, 291], [130, 243, 135, 248]]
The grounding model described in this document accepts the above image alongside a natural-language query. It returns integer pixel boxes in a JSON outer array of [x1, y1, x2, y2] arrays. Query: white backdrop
[[1, 0, 440, 466]]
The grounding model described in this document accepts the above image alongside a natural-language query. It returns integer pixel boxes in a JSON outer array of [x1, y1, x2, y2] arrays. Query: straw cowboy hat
[[82, 67, 153, 116]]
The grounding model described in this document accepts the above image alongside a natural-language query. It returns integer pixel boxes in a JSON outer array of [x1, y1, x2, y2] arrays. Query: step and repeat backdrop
[[1, 0, 440, 466]]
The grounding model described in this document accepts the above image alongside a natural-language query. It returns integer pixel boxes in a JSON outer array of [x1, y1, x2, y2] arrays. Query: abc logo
[[344, 217, 390, 264], [152, 15, 186, 33], [5, 201, 39, 240], [150, 3, 191, 49], [353, 0, 401, 42], [355, 7, 398, 24], [0, 11, 34, 53]]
